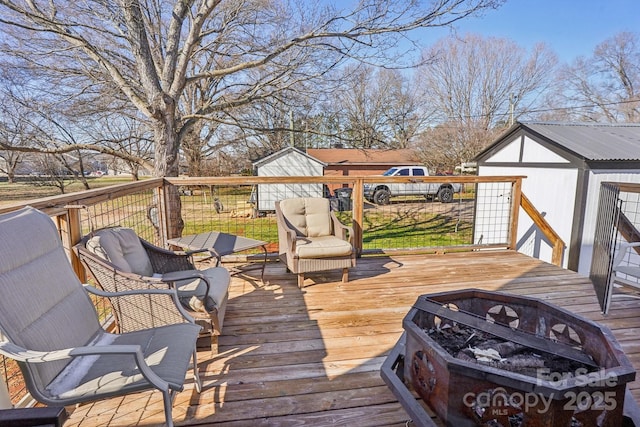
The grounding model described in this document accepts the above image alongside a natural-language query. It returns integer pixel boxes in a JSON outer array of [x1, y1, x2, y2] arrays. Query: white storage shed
[[474, 122, 640, 275], [252, 147, 326, 214]]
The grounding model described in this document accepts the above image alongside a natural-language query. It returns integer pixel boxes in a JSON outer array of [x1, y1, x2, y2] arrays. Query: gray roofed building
[[475, 121, 640, 276], [520, 122, 640, 162]]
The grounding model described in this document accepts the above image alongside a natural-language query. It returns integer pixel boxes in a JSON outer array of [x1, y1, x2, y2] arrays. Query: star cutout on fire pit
[[550, 323, 583, 348], [486, 304, 520, 329]]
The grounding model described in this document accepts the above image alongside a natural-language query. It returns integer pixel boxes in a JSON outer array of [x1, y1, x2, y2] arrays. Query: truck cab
[[364, 166, 461, 205]]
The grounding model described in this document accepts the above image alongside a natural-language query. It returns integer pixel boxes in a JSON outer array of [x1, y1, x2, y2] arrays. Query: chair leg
[[342, 268, 349, 283], [192, 348, 202, 393], [297, 273, 304, 288], [163, 390, 174, 427]]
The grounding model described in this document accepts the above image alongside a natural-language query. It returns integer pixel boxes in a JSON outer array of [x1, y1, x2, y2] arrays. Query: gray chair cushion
[[45, 324, 199, 400], [0, 207, 103, 390], [172, 267, 230, 312], [87, 228, 154, 276], [86, 227, 230, 314]]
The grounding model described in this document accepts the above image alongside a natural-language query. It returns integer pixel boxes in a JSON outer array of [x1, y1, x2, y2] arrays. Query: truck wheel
[[437, 187, 454, 203], [373, 189, 391, 205]]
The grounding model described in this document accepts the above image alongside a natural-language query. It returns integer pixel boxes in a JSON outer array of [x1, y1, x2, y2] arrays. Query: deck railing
[[0, 173, 567, 405]]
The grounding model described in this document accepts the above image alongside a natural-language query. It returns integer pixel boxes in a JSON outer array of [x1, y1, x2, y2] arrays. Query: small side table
[[168, 231, 267, 281]]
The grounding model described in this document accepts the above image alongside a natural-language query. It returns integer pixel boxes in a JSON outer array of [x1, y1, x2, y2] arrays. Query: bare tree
[[326, 66, 428, 148], [83, 113, 155, 180], [377, 68, 431, 148], [0, 0, 503, 236], [337, 65, 387, 148], [0, 104, 29, 183], [558, 31, 640, 122], [28, 153, 72, 194], [414, 33, 558, 170]]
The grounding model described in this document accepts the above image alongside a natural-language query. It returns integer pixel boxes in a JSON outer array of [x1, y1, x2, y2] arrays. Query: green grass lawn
[[0, 176, 136, 206], [2, 178, 475, 251]]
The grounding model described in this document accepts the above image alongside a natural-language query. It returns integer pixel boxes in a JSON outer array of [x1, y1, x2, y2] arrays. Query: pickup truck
[[363, 166, 462, 205]]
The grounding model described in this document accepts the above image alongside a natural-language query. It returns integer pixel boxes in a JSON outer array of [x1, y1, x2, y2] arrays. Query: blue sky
[[413, 0, 640, 63]]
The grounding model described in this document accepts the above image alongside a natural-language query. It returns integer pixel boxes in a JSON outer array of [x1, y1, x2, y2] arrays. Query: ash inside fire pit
[[383, 290, 637, 427], [427, 323, 597, 379]]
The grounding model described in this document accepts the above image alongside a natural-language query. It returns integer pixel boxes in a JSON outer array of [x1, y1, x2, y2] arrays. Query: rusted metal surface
[[387, 289, 636, 427]]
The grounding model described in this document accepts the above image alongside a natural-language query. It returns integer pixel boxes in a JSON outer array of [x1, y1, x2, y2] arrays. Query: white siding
[[478, 166, 578, 269], [521, 136, 570, 163], [255, 150, 324, 212], [485, 138, 522, 162], [258, 151, 323, 177]]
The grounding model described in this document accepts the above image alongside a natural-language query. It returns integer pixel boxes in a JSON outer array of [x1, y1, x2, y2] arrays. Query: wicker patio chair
[[275, 197, 356, 288], [0, 206, 202, 427], [74, 227, 230, 347]]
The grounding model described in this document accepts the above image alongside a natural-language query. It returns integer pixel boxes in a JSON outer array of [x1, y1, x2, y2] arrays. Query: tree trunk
[[152, 109, 184, 239]]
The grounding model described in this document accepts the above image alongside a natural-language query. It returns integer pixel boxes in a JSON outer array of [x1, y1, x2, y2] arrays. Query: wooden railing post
[[509, 177, 523, 251], [352, 177, 364, 256], [0, 372, 10, 409], [156, 183, 168, 245], [58, 208, 85, 280]]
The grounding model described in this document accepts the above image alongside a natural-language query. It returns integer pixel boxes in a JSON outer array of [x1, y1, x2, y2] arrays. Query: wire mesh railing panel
[[81, 190, 158, 244], [590, 182, 622, 311], [177, 183, 351, 255], [361, 183, 476, 251], [473, 181, 513, 246], [175, 180, 515, 254]]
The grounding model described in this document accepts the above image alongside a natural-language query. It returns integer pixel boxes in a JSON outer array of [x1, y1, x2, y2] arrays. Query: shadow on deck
[[64, 250, 640, 426]]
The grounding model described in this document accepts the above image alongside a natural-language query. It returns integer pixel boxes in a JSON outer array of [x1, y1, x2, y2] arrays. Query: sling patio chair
[[74, 226, 230, 348], [604, 241, 640, 314], [0, 206, 202, 427], [275, 197, 356, 288]]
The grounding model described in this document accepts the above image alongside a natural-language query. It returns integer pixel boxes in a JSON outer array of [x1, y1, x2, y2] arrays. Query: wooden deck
[[64, 250, 640, 426]]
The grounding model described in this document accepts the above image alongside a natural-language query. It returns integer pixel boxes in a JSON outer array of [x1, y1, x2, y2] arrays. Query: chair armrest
[[159, 270, 213, 313], [613, 242, 640, 269], [184, 248, 211, 256], [83, 284, 195, 323], [161, 270, 207, 282], [0, 340, 141, 363], [0, 341, 171, 392], [330, 211, 354, 243], [275, 204, 299, 253]]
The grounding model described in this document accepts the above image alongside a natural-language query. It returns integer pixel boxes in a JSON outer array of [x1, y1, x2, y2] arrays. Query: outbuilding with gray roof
[[474, 121, 640, 275]]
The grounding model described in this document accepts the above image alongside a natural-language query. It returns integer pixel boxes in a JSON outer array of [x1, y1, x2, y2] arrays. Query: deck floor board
[[63, 250, 640, 426]]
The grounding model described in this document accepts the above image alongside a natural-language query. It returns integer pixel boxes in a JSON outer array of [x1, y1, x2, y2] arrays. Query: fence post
[[58, 209, 85, 280], [509, 177, 523, 250], [352, 177, 364, 256]]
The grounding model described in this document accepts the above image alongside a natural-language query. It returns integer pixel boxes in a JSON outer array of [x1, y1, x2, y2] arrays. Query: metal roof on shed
[[522, 122, 640, 161]]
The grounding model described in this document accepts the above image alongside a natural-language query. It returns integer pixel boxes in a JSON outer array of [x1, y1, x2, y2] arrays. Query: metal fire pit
[[381, 289, 637, 427]]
